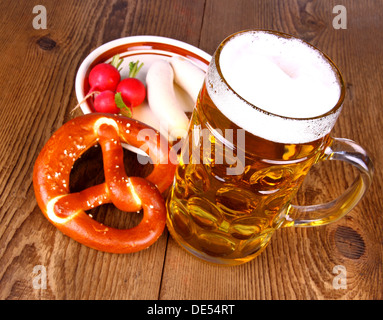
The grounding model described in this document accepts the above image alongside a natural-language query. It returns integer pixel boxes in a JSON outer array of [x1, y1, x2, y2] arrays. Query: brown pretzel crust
[[33, 113, 176, 253]]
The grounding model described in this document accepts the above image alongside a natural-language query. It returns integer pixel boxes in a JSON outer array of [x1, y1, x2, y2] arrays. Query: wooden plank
[[160, 0, 383, 300], [0, 0, 205, 300], [0, 0, 382, 300]]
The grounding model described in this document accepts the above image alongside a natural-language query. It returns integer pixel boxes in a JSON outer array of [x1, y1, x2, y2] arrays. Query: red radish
[[116, 78, 146, 107], [93, 90, 132, 117], [88, 55, 124, 93], [116, 61, 146, 107], [93, 90, 120, 113]]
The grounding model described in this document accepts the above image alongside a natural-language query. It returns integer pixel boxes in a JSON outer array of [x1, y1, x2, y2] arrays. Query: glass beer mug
[[166, 30, 373, 265]]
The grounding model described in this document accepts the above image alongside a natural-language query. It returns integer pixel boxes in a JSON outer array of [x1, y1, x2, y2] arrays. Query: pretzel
[[33, 113, 177, 253]]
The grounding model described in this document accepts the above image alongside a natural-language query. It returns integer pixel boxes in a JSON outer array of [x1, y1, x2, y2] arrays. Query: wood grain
[[0, 0, 382, 300], [161, 0, 383, 300], [0, 0, 206, 300]]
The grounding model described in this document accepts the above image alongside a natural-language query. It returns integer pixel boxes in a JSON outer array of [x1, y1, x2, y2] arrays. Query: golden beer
[[166, 30, 373, 265]]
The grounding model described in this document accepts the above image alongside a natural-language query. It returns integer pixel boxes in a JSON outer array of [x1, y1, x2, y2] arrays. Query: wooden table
[[1, 0, 382, 300]]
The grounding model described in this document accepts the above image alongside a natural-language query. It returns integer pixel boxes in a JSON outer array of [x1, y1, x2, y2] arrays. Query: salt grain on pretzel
[[33, 113, 176, 253]]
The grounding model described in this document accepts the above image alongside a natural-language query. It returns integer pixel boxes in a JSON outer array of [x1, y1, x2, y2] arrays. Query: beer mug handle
[[284, 137, 374, 228]]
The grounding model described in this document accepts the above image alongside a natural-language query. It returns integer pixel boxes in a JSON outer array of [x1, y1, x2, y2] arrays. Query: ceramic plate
[[75, 36, 211, 134]]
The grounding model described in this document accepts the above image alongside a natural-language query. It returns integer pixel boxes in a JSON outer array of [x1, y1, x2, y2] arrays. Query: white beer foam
[[207, 31, 342, 144]]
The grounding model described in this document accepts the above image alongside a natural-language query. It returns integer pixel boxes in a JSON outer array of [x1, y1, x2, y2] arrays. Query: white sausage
[[170, 56, 206, 104], [146, 60, 189, 140]]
